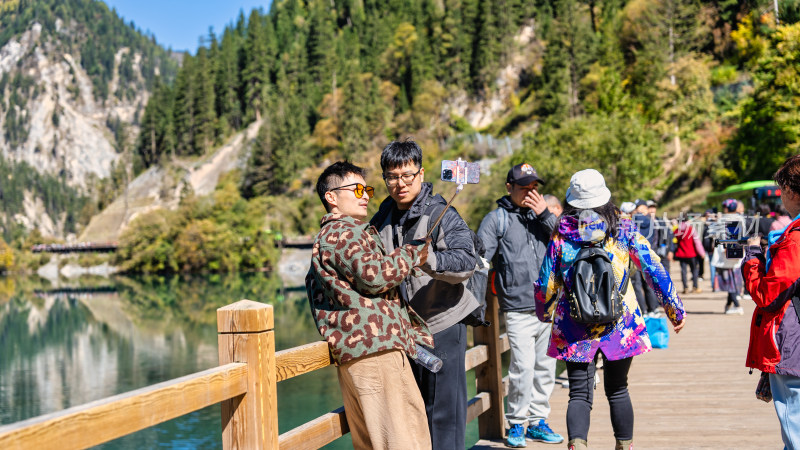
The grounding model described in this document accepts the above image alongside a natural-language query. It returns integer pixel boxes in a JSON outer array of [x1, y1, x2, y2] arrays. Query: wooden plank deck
[[473, 267, 783, 449]]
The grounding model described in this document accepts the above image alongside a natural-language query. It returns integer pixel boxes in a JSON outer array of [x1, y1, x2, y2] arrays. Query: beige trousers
[[337, 349, 432, 450]]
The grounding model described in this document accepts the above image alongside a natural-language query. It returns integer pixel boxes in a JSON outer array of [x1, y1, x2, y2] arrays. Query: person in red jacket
[[674, 218, 706, 294], [741, 154, 800, 450]]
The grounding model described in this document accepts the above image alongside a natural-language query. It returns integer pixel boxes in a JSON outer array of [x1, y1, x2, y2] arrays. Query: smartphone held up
[[425, 158, 481, 239]]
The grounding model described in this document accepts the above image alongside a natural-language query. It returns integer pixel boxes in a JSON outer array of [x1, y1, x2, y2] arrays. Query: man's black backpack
[[567, 240, 626, 324], [462, 233, 491, 327]]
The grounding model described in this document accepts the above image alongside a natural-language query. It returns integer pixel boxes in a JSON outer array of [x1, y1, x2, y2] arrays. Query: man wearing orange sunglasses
[[307, 161, 434, 449]]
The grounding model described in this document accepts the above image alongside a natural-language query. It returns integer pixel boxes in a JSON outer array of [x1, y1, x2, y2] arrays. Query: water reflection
[[1, 273, 486, 449], [0, 273, 352, 449]]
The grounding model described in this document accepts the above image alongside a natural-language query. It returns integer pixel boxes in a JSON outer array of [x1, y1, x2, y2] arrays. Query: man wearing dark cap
[[477, 163, 563, 447]]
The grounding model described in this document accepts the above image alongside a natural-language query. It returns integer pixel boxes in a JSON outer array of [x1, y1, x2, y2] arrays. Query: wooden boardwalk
[[474, 267, 784, 449]]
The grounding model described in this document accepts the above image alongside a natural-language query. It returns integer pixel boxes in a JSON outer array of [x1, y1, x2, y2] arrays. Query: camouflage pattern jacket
[[306, 213, 434, 365]]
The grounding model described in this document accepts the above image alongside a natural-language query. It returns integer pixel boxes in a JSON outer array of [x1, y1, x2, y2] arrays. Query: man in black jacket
[[631, 200, 660, 315], [477, 163, 563, 447], [371, 139, 478, 450]]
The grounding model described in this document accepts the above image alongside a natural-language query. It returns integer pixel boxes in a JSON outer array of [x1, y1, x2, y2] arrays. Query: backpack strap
[[494, 207, 509, 238], [590, 234, 633, 296]]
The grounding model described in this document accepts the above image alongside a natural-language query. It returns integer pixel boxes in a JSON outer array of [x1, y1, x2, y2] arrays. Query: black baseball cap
[[507, 163, 545, 185], [634, 199, 648, 208]]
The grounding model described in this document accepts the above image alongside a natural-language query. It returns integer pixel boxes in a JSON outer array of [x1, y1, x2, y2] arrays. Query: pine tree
[[193, 46, 217, 154], [382, 22, 419, 109], [136, 78, 175, 171], [471, 0, 500, 91], [242, 9, 272, 122], [340, 72, 371, 159], [216, 28, 243, 132], [173, 54, 196, 156], [241, 120, 274, 198], [268, 69, 311, 194], [306, 0, 337, 118], [534, 4, 570, 124]]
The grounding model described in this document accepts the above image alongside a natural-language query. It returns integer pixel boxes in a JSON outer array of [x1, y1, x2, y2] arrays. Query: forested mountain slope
[[0, 0, 177, 240], [3, 0, 800, 274]]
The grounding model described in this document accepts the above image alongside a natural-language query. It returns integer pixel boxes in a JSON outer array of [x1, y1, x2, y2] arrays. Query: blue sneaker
[[505, 423, 527, 448], [526, 420, 564, 444]]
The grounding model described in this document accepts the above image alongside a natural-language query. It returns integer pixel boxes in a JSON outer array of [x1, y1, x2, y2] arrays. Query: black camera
[[719, 220, 747, 259]]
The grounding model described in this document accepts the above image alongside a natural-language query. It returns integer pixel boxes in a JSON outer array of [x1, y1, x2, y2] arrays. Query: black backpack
[[567, 240, 626, 324], [462, 233, 491, 327]]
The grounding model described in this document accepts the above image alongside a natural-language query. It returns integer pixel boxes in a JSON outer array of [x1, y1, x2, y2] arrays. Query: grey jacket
[[371, 182, 479, 334], [477, 196, 557, 312]]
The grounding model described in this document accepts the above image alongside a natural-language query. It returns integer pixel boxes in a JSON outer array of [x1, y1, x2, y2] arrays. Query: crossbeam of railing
[[0, 293, 511, 449], [0, 363, 247, 449]]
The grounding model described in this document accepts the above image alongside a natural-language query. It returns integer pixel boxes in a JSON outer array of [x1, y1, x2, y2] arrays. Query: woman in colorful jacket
[[534, 169, 686, 450], [741, 155, 800, 450]]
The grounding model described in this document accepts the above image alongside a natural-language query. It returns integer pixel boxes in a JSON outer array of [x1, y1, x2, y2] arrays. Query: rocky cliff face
[[0, 21, 148, 189]]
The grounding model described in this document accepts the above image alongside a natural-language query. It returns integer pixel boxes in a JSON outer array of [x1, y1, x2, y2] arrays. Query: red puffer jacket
[[674, 221, 704, 259], [741, 216, 800, 376]]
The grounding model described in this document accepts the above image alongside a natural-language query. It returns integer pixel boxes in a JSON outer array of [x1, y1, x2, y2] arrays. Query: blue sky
[[105, 1, 271, 52]]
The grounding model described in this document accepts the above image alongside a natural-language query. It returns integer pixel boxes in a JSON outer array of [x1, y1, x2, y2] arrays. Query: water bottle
[[415, 344, 443, 373]]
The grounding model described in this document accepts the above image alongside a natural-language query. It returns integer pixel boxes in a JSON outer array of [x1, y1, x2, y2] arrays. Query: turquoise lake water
[[0, 273, 484, 448]]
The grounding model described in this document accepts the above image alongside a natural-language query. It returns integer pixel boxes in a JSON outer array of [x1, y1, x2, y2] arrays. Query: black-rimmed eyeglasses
[[383, 168, 421, 187]]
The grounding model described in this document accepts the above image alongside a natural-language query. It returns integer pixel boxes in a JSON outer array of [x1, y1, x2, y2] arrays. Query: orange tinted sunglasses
[[329, 183, 375, 199]]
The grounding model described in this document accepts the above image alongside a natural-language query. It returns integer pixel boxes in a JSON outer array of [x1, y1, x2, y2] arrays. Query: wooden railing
[[0, 295, 510, 449]]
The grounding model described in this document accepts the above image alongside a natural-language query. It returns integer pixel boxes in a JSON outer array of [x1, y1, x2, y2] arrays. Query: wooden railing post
[[218, 300, 278, 449], [473, 291, 505, 440]]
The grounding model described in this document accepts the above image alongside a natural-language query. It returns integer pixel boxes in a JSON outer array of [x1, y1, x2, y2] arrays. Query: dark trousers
[[410, 322, 467, 450], [677, 257, 699, 290], [566, 356, 634, 441], [661, 257, 671, 275], [696, 255, 705, 279], [630, 270, 659, 313]]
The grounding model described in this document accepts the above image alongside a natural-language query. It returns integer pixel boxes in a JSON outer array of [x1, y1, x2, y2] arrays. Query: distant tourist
[[673, 215, 705, 295], [630, 200, 660, 315], [477, 163, 564, 447], [756, 203, 775, 245], [306, 161, 433, 449], [535, 169, 686, 450], [772, 203, 793, 231], [741, 154, 800, 449], [544, 194, 563, 217], [712, 199, 745, 315], [370, 139, 479, 450]]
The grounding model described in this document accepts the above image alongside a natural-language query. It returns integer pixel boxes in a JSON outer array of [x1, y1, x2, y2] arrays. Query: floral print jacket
[[306, 213, 433, 365], [534, 213, 685, 362]]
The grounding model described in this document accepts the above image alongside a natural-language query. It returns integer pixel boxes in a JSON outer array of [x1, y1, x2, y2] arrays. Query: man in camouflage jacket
[[306, 161, 433, 449]]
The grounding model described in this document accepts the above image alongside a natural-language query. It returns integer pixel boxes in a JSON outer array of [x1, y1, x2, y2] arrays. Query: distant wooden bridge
[[33, 286, 118, 297], [279, 237, 314, 249], [31, 242, 118, 254], [29, 238, 315, 254]]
